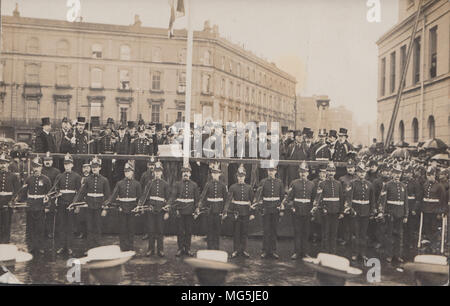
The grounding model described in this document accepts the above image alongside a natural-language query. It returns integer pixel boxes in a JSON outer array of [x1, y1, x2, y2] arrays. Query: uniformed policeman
[[224, 166, 254, 258], [19, 157, 52, 254], [139, 161, 170, 257], [338, 160, 357, 247], [285, 161, 317, 259], [73, 117, 93, 174], [130, 126, 155, 181], [312, 162, 344, 254], [112, 124, 130, 186], [0, 153, 20, 243], [97, 126, 116, 187], [42, 152, 61, 239], [198, 163, 228, 250], [347, 162, 375, 261], [402, 165, 421, 250], [418, 166, 447, 251], [287, 130, 311, 186], [74, 156, 111, 249], [107, 162, 142, 252], [74, 162, 92, 239], [256, 161, 284, 259], [312, 129, 331, 161], [377, 164, 408, 263], [54, 153, 81, 255], [171, 165, 200, 257], [140, 156, 156, 189], [332, 128, 353, 179]]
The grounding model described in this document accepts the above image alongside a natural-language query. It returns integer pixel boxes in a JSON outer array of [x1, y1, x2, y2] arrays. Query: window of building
[[152, 47, 162, 62], [427, 115, 435, 139], [27, 100, 39, 119], [177, 111, 184, 122], [390, 51, 396, 93], [221, 79, 225, 96], [90, 102, 102, 118], [56, 65, 69, 86], [178, 71, 186, 93], [413, 37, 421, 84], [120, 45, 131, 60], [252, 89, 255, 104], [92, 44, 102, 59], [152, 71, 161, 90], [119, 106, 128, 124], [26, 37, 39, 53], [119, 70, 130, 90], [91, 68, 103, 88], [247, 67, 250, 79], [429, 26, 437, 78], [221, 56, 225, 70], [25, 63, 40, 84], [246, 87, 249, 102], [179, 48, 186, 64], [399, 120, 405, 141], [236, 83, 241, 98], [380, 58, 386, 96], [202, 74, 210, 94], [56, 39, 70, 56], [203, 50, 211, 66], [380, 124, 385, 143], [229, 61, 233, 73], [400, 45, 407, 87], [229, 81, 234, 99], [237, 63, 241, 77], [412, 118, 419, 142], [55, 101, 69, 120]]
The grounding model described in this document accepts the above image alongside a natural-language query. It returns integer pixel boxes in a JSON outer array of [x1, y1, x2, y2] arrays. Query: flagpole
[[183, 0, 193, 167]]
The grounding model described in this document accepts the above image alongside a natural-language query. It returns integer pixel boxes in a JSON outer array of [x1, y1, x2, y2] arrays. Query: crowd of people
[[0, 116, 448, 266]]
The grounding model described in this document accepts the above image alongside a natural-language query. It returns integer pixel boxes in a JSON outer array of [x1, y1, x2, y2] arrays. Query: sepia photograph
[[0, 0, 448, 292]]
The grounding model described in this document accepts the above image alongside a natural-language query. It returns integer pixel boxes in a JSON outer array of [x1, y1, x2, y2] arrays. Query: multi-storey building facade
[[376, 0, 449, 145], [0, 6, 296, 141]]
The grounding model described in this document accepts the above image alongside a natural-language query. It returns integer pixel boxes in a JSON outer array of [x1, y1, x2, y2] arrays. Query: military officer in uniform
[[42, 152, 60, 239], [332, 128, 353, 179], [74, 156, 111, 249], [73, 117, 93, 174], [346, 162, 375, 261], [54, 153, 81, 255], [312, 162, 344, 254], [140, 156, 156, 189], [338, 161, 357, 246], [97, 125, 116, 187], [224, 166, 254, 258], [19, 157, 52, 254], [377, 164, 408, 263], [112, 124, 130, 186], [198, 163, 228, 250], [256, 161, 284, 259], [0, 153, 20, 243], [285, 161, 317, 259], [170, 165, 200, 257], [130, 126, 155, 181], [107, 162, 142, 252], [139, 161, 170, 257], [402, 165, 421, 250], [311, 129, 331, 161]]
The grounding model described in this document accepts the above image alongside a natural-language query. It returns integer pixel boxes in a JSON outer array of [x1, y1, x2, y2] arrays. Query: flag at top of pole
[[168, 0, 185, 38]]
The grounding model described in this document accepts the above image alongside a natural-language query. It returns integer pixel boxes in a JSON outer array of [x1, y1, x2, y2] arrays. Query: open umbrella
[[12, 142, 29, 151], [391, 147, 410, 159], [422, 138, 448, 151], [0, 138, 15, 144], [394, 140, 409, 148], [430, 154, 449, 161]]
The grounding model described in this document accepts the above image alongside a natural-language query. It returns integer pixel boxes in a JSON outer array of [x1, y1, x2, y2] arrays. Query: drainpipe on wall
[[420, 14, 426, 141]]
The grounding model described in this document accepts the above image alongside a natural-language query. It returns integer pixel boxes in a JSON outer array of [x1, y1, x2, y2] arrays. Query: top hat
[[31, 157, 43, 167], [0, 244, 32, 267], [41, 117, 51, 126], [338, 128, 348, 136], [0, 153, 10, 163], [77, 117, 86, 124], [294, 130, 303, 137], [137, 119, 145, 126], [156, 123, 163, 131], [299, 161, 309, 173], [63, 153, 74, 164], [306, 131, 314, 139], [106, 118, 114, 125], [318, 129, 328, 137], [329, 130, 338, 139], [281, 126, 288, 134], [302, 127, 311, 135], [61, 117, 70, 124], [127, 121, 135, 129]]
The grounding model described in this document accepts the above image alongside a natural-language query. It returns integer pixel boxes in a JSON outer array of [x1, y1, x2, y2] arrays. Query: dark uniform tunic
[[130, 137, 154, 181], [140, 169, 155, 191], [225, 182, 254, 253], [312, 142, 331, 161], [113, 134, 130, 185], [418, 180, 447, 244], [347, 178, 375, 257], [42, 166, 61, 237], [140, 178, 170, 253], [0, 170, 20, 243], [315, 178, 344, 254], [339, 172, 357, 245], [109, 177, 142, 251], [287, 141, 311, 185], [286, 178, 316, 255], [403, 178, 421, 249], [170, 179, 199, 253], [20, 174, 52, 251], [97, 134, 116, 187], [379, 180, 408, 257], [332, 141, 352, 178], [54, 171, 81, 249], [257, 177, 284, 254], [74, 130, 90, 174], [199, 179, 228, 250], [76, 173, 111, 248]]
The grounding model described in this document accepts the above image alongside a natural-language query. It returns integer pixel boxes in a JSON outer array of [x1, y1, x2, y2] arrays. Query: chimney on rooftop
[[13, 3, 20, 17]]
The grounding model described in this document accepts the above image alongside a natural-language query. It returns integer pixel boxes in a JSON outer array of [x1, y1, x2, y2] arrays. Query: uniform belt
[[149, 196, 165, 202], [60, 190, 76, 194], [87, 193, 104, 198], [118, 198, 137, 202], [263, 197, 280, 201], [352, 200, 369, 205], [176, 198, 194, 203], [28, 194, 45, 199], [323, 197, 340, 202], [0, 192, 13, 196], [316, 158, 329, 161], [294, 198, 310, 203], [407, 196, 415, 200], [387, 200, 404, 206], [207, 198, 223, 202], [232, 200, 250, 205], [423, 198, 439, 203]]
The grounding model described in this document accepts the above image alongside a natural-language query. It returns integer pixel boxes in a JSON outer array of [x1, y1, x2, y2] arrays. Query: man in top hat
[[377, 164, 409, 263], [312, 129, 331, 161], [74, 156, 111, 249], [198, 163, 228, 250], [130, 125, 155, 181], [255, 161, 284, 259], [0, 153, 20, 243], [53, 153, 82, 255], [42, 152, 61, 239], [332, 128, 354, 179], [170, 164, 200, 257], [138, 161, 170, 257], [106, 162, 142, 252], [287, 130, 311, 186], [112, 124, 131, 186], [224, 166, 254, 258], [18, 157, 52, 254], [402, 165, 421, 250], [35, 118, 57, 154], [346, 162, 375, 261], [311, 162, 344, 254], [285, 161, 317, 259], [338, 160, 358, 247], [417, 166, 447, 251]]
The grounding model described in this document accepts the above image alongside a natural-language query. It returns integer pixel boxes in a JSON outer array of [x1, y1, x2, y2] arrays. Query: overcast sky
[[2, 0, 399, 125]]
